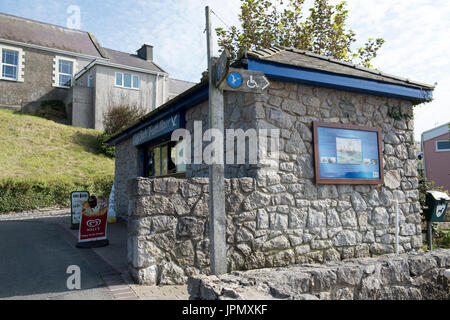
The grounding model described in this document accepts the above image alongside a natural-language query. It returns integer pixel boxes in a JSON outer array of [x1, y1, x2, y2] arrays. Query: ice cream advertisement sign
[[78, 196, 108, 243]]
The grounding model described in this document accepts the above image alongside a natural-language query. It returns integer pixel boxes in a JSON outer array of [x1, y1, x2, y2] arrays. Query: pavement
[[0, 209, 189, 300]]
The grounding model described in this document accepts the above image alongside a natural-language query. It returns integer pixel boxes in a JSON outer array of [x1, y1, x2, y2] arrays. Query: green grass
[[0, 109, 115, 212]]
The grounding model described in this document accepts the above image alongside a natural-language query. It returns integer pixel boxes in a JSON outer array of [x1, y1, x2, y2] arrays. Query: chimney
[[137, 44, 153, 61]]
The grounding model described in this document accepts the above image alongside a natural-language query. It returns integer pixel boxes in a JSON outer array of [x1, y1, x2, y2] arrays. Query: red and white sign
[[78, 202, 108, 242]]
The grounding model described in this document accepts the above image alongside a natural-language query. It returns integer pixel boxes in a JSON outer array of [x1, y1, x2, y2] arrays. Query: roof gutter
[[74, 59, 169, 80], [248, 59, 433, 102], [105, 81, 208, 146]]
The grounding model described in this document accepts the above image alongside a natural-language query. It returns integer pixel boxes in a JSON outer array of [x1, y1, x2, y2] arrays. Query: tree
[[216, 0, 385, 68]]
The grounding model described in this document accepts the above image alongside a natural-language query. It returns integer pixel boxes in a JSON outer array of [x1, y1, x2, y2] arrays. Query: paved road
[[0, 219, 114, 300], [0, 210, 189, 300]]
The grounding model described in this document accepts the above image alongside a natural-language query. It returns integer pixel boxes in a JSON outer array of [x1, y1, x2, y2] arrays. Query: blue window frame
[[2, 49, 18, 80]]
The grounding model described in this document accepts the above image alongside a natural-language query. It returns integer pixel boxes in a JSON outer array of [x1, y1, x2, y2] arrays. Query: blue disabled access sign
[[227, 72, 242, 88]]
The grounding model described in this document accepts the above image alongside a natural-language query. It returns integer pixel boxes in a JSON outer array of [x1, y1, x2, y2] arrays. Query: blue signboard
[[227, 72, 242, 88], [315, 124, 382, 182], [132, 112, 181, 146]]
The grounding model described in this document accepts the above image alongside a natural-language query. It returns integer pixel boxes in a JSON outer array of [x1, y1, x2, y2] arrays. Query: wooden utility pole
[[205, 6, 227, 275]]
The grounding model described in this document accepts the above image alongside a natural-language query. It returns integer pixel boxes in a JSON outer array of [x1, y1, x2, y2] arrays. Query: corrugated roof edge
[[105, 79, 208, 145], [247, 45, 434, 90]]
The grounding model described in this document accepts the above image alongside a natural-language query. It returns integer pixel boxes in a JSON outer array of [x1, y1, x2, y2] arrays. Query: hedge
[[0, 175, 114, 213]]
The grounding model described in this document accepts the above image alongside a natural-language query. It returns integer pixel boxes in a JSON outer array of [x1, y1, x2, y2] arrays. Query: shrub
[[102, 104, 147, 134], [97, 132, 115, 158], [0, 175, 114, 213], [36, 100, 68, 123]]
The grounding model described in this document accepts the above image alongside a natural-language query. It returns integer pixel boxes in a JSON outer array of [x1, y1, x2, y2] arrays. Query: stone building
[[0, 12, 195, 130], [106, 46, 434, 285]]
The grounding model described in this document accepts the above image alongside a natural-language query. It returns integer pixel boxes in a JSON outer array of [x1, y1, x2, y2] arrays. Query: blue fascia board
[[248, 59, 433, 101], [110, 85, 209, 145]]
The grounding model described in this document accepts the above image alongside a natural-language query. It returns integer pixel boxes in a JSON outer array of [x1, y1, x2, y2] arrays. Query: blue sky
[[1, 0, 449, 140]]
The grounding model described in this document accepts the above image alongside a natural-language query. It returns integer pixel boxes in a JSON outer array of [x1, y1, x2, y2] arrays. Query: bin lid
[[426, 190, 450, 201]]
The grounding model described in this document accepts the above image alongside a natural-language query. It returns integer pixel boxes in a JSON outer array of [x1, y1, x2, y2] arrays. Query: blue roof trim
[[247, 59, 433, 101], [108, 84, 208, 145], [109, 58, 433, 145]]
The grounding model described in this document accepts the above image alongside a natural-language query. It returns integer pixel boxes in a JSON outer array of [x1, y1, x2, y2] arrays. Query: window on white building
[[0, 45, 23, 82], [53, 56, 76, 88], [2, 49, 18, 80], [58, 60, 73, 87], [115, 71, 139, 89]]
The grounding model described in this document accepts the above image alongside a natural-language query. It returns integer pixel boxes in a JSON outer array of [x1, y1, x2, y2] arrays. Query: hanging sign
[[214, 49, 230, 87], [70, 191, 89, 229]]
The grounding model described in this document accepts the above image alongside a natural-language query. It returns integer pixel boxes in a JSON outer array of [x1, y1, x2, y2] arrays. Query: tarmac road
[[0, 219, 113, 300]]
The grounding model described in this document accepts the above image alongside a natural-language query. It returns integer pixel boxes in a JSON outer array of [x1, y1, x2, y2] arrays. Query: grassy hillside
[[0, 109, 115, 212]]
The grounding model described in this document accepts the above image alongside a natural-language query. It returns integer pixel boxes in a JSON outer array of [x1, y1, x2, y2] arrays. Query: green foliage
[[103, 104, 147, 135], [0, 109, 115, 213], [418, 174, 449, 210], [36, 100, 68, 123], [216, 0, 385, 68], [434, 229, 450, 249], [0, 175, 113, 213], [97, 132, 115, 158]]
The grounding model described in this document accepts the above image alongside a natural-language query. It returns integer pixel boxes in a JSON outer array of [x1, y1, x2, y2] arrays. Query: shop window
[[145, 140, 186, 177]]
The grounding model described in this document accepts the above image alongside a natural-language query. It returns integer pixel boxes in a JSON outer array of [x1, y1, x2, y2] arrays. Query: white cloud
[[1, 0, 448, 140]]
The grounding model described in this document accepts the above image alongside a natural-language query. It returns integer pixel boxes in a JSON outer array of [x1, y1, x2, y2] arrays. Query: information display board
[[70, 191, 89, 229], [313, 122, 384, 184]]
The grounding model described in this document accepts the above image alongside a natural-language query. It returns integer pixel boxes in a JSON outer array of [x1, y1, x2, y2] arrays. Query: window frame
[[143, 140, 186, 178], [53, 56, 76, 88], [436, 140, 450, 152], [0, 45, 24, 82], [87, 74, 93, 87], [114, 71, 140, 90]]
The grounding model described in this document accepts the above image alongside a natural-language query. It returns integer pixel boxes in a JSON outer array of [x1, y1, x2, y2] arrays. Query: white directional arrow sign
[[220, 68, 270, 93]]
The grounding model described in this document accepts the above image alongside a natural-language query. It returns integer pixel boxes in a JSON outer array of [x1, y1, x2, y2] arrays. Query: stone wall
[[114, 139, 140, 219], [128, 173, 421, 285], [125, 80, 422, 285], [188, 249, 450, 300]]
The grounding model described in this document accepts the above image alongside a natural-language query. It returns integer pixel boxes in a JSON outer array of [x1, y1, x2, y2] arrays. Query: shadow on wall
[[14, 86, 72, 125]]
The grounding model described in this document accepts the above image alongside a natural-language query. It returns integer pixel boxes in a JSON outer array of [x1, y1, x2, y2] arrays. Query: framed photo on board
[[313, 122, 384, 184]]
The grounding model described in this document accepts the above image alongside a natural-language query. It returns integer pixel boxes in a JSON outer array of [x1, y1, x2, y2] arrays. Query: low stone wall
[[127, 175, 423, 285], [188, 249, 450, 300]]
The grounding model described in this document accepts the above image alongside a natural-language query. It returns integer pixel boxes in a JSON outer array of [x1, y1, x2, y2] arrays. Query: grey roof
[[248, 46, 434, 89], [0, 12, 105, 58], [102, 47, 166, 73], [168, 78, 197, 98]]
